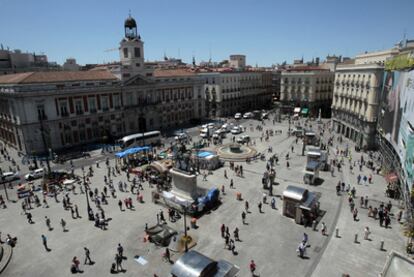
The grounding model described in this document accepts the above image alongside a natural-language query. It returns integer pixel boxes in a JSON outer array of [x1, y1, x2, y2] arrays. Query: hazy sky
[[0, 0, 413, 66]]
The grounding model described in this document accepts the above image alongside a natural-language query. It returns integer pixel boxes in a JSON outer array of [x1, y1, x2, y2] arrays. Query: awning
[[115, 146, 151, 158], [301, 108, 309, 114], [385, 172, 399, 183], [294, 107, 301, 113]]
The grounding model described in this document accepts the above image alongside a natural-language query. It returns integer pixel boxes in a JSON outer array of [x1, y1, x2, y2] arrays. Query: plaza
[[0, 114, 408, 277]]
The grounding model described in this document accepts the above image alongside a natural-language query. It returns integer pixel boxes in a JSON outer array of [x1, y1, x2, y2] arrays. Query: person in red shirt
[[249, 260, 256, 274]]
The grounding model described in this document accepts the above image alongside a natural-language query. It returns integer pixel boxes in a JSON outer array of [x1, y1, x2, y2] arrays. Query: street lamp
[[83, 170, 94, 221]]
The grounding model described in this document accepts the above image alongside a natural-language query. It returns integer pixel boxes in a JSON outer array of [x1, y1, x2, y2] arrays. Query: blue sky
[[0, 0, 413, 66]]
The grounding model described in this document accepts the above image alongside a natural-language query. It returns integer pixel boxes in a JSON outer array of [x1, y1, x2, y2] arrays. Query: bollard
[[380, 240, 384, 250], [354, 234, 358, 243], [335, 228, 339, 238], [312, 220, 317, 231]]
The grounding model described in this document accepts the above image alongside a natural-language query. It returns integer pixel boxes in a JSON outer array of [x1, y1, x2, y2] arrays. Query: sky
[[0, 0, 413, 66]]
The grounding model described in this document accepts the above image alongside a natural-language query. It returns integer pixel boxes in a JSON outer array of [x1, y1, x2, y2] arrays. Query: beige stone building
[[331, 63, 384, 149], [200, 69, 272, 117], [280, 67, 334, 117]]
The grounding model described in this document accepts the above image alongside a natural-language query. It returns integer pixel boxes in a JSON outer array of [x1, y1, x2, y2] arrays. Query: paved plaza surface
[[0, 116, 410, 277]]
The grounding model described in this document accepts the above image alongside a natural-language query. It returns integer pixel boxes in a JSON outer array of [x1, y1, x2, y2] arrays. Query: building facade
[[0, 15, 205, 155], [201, 70, 272, 117], [331, 64, 384, 149], [280, 67, 334, 117]]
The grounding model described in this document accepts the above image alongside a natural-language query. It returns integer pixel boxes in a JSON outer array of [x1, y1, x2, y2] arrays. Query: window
[[88, 97, 97, 113], [101, 96, 109, 110], [123, 48, 128, 58], [59, 101, 68, 116], [75, 100, 83, 115], [37, 104, 46, 120], [134, 47, 141, 58], [113, 94, 120, 109], [135, 63, 140, 67]]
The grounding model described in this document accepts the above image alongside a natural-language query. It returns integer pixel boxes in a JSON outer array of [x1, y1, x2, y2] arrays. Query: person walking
[[258, 202, 262, 213], [26, 212, 33, 224], [221, 224, 226, 238], [60, 218, 67, 232], [321, 222, 327, 236], [234, 227, 240, 241], [72, 256, 81, 273], [245, 200, 249, 212], [117, 243, 124, 257], [230, 179, 234, 189], [249, 260, 256, 275], [353, 208, 358, 221], [45, 216, 52, 231], [364, 227, 371, 240], [84, 247, 93, 265], [115, 253, 123, 272], [118, 200, 123, 211], [41, 234, 49, 251], [75, 204, 80, 218], [271, 197, 276, 209], [241, 211, 246, 224]]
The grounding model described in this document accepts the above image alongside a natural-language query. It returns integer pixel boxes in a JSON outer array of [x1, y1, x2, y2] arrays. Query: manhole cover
[[313, 246, 322, 253]]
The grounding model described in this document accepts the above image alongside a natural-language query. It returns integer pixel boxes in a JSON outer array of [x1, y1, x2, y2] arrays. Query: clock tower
[[119, 14, 145, 80]]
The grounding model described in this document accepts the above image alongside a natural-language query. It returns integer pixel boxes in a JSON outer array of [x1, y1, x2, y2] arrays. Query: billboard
[[380, 69, 414, 191]]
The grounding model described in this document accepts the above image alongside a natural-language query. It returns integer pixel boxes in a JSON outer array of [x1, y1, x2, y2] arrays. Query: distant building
[[229, 55, 246, 69], [62, 58, 80, 71], [355, 39, 414, 65], [280, 66, 334, 117], [0, 48, 58, 74]]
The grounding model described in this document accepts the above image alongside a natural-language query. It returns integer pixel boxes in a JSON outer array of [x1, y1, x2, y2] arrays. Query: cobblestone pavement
[[0, 116, 408, 277]]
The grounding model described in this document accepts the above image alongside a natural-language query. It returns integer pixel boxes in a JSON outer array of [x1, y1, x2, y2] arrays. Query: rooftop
[[153, 68, 196, 77], [0, 70, 117, 84]]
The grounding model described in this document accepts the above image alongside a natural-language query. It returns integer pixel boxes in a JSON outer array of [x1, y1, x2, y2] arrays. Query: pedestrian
[[230, 179, 234, 189], [353, 208, 358, 221], [60, 218, 67, 232], [364, 196, 368, 208], [164, 247, 171, 263], [75, 204, 80, 218], [321, 222, 327, 236], [220, 224, 225, 238], [84, 247, 93, 265], [72, 256, 81, 273], [118, 200, 123, 211], [245, 200, 249, 212], [286, 161, 290, 168], [364, 227, 371, 240], [117, 243, 124, 257], [234, 227, 240, 241], [70, 207, 76, 219], [45, 216, 52, 231], [26, 212, 33, 224], [249, 260, 256, 275], [224, 169, 227, 179], [41, 234, 49, 251], [241, 211, 246, 224], [303, 233, 308, 244], [384, 215, 391, 228], [258, 202, 262, 213], [271, 197, 276, 209], [160, 210, 165, 223], [115, 253, 123, 272]]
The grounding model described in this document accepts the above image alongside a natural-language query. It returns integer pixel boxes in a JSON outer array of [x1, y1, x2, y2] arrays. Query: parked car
[[243, 112, 254, 119], [236, 135, 250, 144], [231, 126, 243, 134], [234, 113, 242, 120], [25, 168, 45, 181], [0, 171, 20, 183]]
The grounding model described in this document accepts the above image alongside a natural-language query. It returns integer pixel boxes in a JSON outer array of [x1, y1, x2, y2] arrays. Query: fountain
[[216, 143, 257, 161]]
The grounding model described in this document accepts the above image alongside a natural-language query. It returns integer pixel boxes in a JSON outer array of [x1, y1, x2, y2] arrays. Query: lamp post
[[83, 169, 94, 221]]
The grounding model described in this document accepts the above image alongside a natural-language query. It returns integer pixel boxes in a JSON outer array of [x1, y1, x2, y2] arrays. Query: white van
[[1, 171, 20, 183], [25, 168, 45, 181]]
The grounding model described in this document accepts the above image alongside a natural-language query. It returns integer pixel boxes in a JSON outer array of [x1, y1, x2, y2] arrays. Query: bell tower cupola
[[119, 13, 146, 80]]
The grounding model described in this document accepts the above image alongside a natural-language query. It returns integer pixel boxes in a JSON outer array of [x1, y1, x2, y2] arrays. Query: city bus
[[118, 131, 161, 149]]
